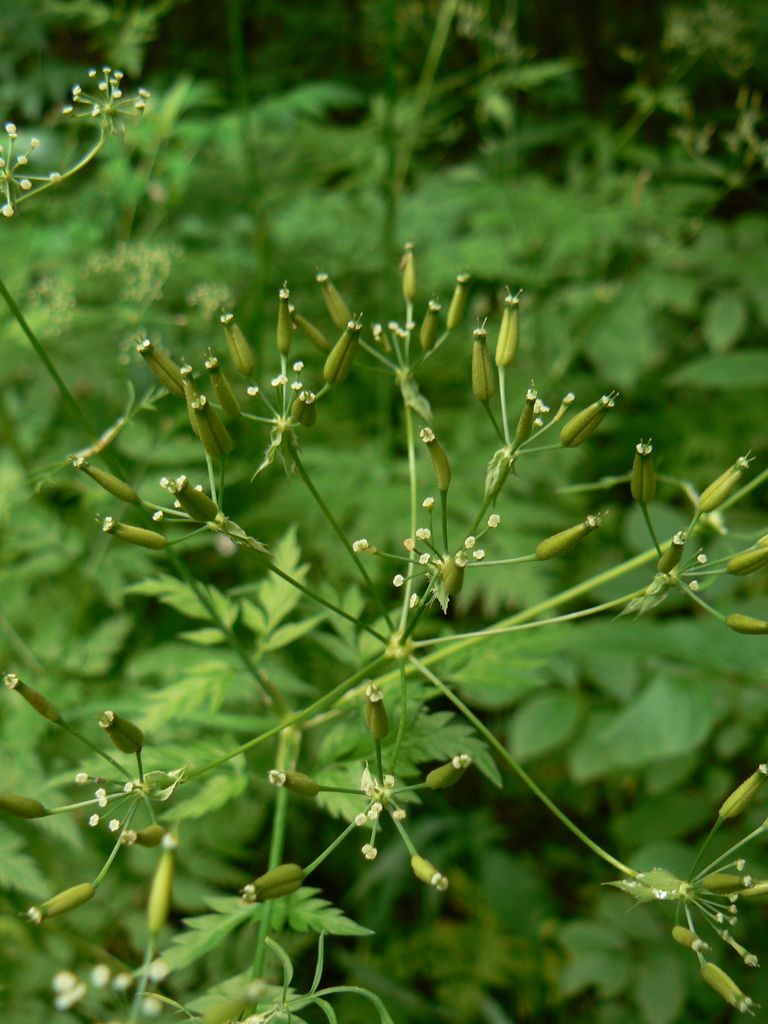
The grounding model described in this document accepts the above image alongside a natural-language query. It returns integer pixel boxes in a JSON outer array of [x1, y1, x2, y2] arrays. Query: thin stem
[[678, 582, 726, 623], [389, 810, 418, 856], [302, 821, 358, 877], [136, 750, 145, 784], [92, 802, 139, 887], [640, 503, 663, 557], [694, 824, 766, 881], [60, 722, 132, 780], [482, 401, 506, 444], [127, 937, 156, 1024], [440, 489, 449, 554], [464, 554, 536, 568], [374, 739, 384, 784], [401, 402, 419, 631], [498, 367, 511, 445], [390, 659, 409, 773], [687, 818, 725, 881], [18, 133, 106, 206]]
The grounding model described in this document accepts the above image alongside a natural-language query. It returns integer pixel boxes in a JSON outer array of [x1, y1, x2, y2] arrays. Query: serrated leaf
[[126, 573, 238, 628], [166, 769, 247, 821], [0, 829, 47, 898], [262, 614, 326, 653], [178, 627, 228, 645], [164, 900, 261, 971], [402, 709, 502, 786], [272, 887, 373, 936], [61, 614, 132, 676]]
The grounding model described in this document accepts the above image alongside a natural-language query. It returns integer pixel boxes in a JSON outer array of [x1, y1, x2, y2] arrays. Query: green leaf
[[508, 690, 582, 762], [166, 769, 247, 821], [587, 281, 657, 388], [178, 627, 228, 645], [126, 574, 238, 627], [262, 614, 326, 653], [0, 829, 47, 898], [402, 708, 503, 787], [668, 351, 768, 390], [272, 887, 373, 937], [633, 950, 685, 1024], [702, 290, 748, 353], [443, 633, 550, 710], [163, 898, 261, 971], [61, 614, 132, 676]]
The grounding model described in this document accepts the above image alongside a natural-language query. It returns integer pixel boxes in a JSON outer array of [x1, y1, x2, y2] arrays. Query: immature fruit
[[401, 242, 416, 303], [99, 710, 144, 754], [411, 854, 448, 890], [726, 613, 768, 635], [726, 546, 768, 576], [419, 299, 441, 352], [323, 320, 361, 384], [631, 441, 656, 504], [514, 387, 536, 446], [135, 825, 166, 848], [291, 393, 317, 427], [0, 793, 47, 818], [426, 754, 472, 790], [316, 272, 351, 329], [699, 454, 752, 513], [136, 338, 184, 397], [699, 872, 745, 893], [148, 834, 178, 934], [700, 961, 753, 1013], [29, 882, 96, 923], [657, 531, 685, 573], [671, 926, 707, 951], [220, 313, 256, 376], [242, 863, 304, 903], [440, 555, 465, 596], [189, 395, 233, 459], [364, 682, 390, 740], [71, 457, 139, 504], [102, 517, 166, 550], [268, 769, 320, 798], [446, 273, 470, 331], [560, 393, 616, 447], [535, 515, 600, 560], [420, 427, 451, 492], [471, 325, 495, 402], [171, 475, 219, 522], [718, 764, 768, 818], [495, 291, 519, 367], [4, 673, 61, 723], [204, 355, 240, 418], [293, 311, 330, 353]]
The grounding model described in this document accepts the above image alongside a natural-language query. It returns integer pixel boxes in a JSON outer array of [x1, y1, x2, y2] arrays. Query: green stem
[[482, 401, 506, 444], [400, 402, 419, 631], [302, 821, 358, 877], [127, 936, 156, 1024], [374, 739, 384, 783], [390, 811, 418, 856], [687, 818, 725, 882], [693, 824, 766, 881], [498, 367, 511, 445], [678, 582, 726, 623], [92, 802, 139, 887], [440, 489, 449, 554], [390, 659, 409, 773], [640, 503, 663, 557], [60, 722, 132, 780]]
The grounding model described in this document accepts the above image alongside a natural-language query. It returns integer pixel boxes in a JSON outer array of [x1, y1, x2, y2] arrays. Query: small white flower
[[383, 774, 395, 788], [464, 535, 476, 549], [487, 514, 501, 528], [392, 574, 405, 588], [431, 873, 449, 891], [52, 971, 78, 994], [415, 528, 431, 541], [90, 964, 111, 988], [354, 813, 368, 827], [409, 593, 419, 608], [419, 427, 435, 444], [152, 510, 164, 522], [1, 204, 14, 218], [419, 553, 431, 565], [123, 781, 135, 793], [246, 385, 260, 396], [148, 958, 169, 982], [392, 808, 407, 821], [89, 814, 100, 827], [271, 374, 288, 387], [95, 788, 108, 808], [361, 844, 378, 860], [74, 772, 89, 785], [109, 818, 121, 832], [689, 580, 700, 592], [422, 496, 435, 509], [112, 972, 134, 992], [54, 982, 87, 1011], [292, 360, 304, 372], [403, 537, 416, 552], [142, 995, 163, 1018], [696, 553, 708, 564], [367, 802, 383, 819], [268, 769, 286, 787], [352, 538, 369, 553], [472, 549, 486, 560]]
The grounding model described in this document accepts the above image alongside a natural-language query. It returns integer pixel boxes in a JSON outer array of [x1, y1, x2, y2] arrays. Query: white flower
[[487, 514, 501, 528]]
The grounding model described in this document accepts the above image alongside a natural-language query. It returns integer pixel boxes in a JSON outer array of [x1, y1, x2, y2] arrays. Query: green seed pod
[[631, 441, 656, 504], [323, 320, 361, 384], [446, 273, 470, 331], [401, 242, 416, 303], [29, 882, 96, 924], [535, 514, 601, 561], [738, 880, 768, 900], [291, 393, 317, 427], [102, 517, 166, 550], [99, 710, 144, 754], [277, 284, 293, 356], [204, 355, 240, 418], [4, 673, 61, 723], [71, 457, 139, 504], [726, 613, 768, 636], [672, 925, 707, 951], [148, 834, 178, 934], [293, 310, 330, 352], [419, 299, 441, 352], [656, 531, 685, 574], [269, 769, 319, 798], [758, 533, 768, 548], [700, 961, 753, 1013], [244, 863, 304, 903], [0, 793, 47, 818], [426, 754, 472, 790], [471, 325, 495, 402], [171, 475, 219, 522], [180, 364, 202, 438], [700, 872, 745, 893], [699, 454, 752, 514], [727, 547, 768, 576], [719, 764, 768, 818], [560, 393, 617, 447], [135, 825, 166, 848], [420, 427, 451, 492], [495, 292, 520, 368], [220, 313, 256, 376], [136, 338, 184, 398], [411, 854, 448, 891], [189, 395, 233, 460], [364, 682, 390, 740], [316, 272, 351, 329], [514, 386, 537, 446], [441, 555, 465, 596]]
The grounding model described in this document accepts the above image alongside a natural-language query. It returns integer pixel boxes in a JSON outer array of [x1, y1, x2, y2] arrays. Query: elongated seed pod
[[30, 882, 96, 923], [700, 962, 752, 1012], [631, 441, 656, 504], [471, 326, 495, 402], [411, 854, 448, 890], [135, 825, 166, 848], [535, 515, 600, 560], [758, 532, 768, 548], [316, 272, 351, 329], [323, 320, 361, 384], [189, 396, 233, 460], [180, 364, 202, 438], [657, 531, 685, 573], [269, 769, 319, 798], [738, 880, 768, 900], [441, 556, 465, 596], [71, 457, 139, 504], [672, 926, 707, 951], [700, 872, 745, 893], [401, 242, 416, 303], [560, 393, 617, 447], [148, 834, 177, 934], [419, 427, 451, 492], [204, 355, 240, 418], [99, 710, 144, 753], [291, 394, 317, 427], [277, 284, 292, 356], [172, 476, 219, 522], [726, 613, 768, 635], [495, 292, 519, 367], [515, 387, 536, 446], [293, 310, 330, 352], [102, 517, 166, 550], [719, 764, 768, 817], [136, 338, 184, 397], [419, 299, 441, 352], [446, 273, 470, 331], [426, 754, 472, 790], [246, 863, 303, 902], [699, 455, 752, 513], [4, 673, 61, 723], [220, 313, 256, 376], [727, 547, 768, 576], [0, 793, 47, 818], [365, 682, 389, 740]]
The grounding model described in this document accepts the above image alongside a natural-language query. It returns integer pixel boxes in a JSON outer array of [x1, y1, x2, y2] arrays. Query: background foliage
[[1, 1, 768, 1021]]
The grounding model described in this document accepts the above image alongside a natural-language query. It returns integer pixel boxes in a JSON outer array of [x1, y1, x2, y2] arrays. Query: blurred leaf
[[669, 352, 768, 389]]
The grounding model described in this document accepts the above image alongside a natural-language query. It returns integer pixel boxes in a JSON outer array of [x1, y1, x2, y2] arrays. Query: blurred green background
[[1, 1, 768, 1021]]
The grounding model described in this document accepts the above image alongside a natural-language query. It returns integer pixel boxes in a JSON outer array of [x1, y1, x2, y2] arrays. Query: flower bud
[[726, 613, 768, 636], [719, 764, 768, 818], [411, 854, 448, 891], [136, 338, 184, 397], [220, 313, 256, 376], [316, 272, 351, 329], [420, 427, 451, 492], [699, 454, 753, 513], [189, 395, 233, 460], [419, 300, 441, 352], [135, 825, 166, 848], [102, 517, 166, 550], [514, 386, 536, 446], [170, 475, 219, 522], [631, 441, 656, 504], [293, 310, 330, 352], [471, 325, 495, 402], [99, 710, 144, 754], [495, 292, 519, 368], [364, 682, 389, 740], [426, 754, 472, 790], [291, 393, 317, 427], [204, 355, 240, 418], [700, 961, 753, 1013], [4, 673, 61, 723], [268, 769, 319, 798], [71, 457, 139, 504], [440, 555, 465, 596], [0, 793, 47, 818], [323, 320, 361, 384], [657, 531, 685, 573], [446, 273, 470, 331], [28, 882, 96, 924], [700, 872, 746, 893], [242, 863, 304, 903], [148, 834, 177, 934], [672, 926, 708, 952], [727, 547, 768, 576], [560, 393, 617, 447], [401, 242, 416, 303], [535, 514, 601, 561], [277, 284, 292, 356]]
